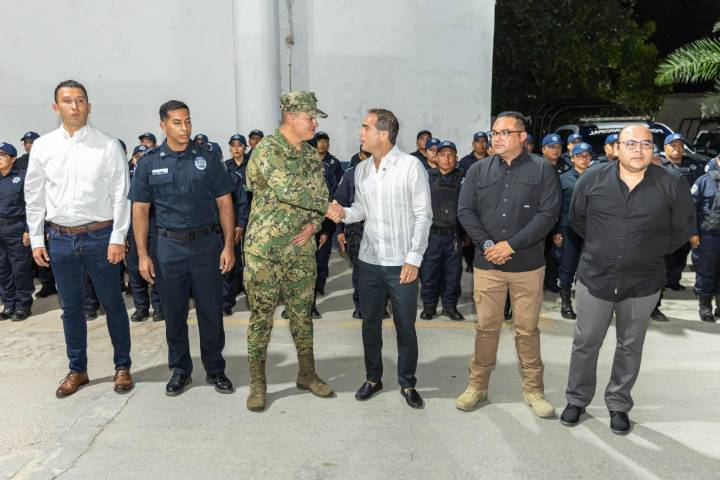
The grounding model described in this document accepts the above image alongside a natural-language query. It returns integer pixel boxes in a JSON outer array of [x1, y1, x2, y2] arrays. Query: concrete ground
[[1, 256, 719, 480]]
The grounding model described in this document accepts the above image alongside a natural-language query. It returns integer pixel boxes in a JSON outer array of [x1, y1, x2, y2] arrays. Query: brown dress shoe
[[56, 371, 89, 398], [114, 368, 134, 393]]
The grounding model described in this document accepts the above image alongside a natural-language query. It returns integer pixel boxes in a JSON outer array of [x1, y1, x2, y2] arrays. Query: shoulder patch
[[691, 184, 699, 195]]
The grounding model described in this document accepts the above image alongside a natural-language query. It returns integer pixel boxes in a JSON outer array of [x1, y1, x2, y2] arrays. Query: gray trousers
[[565, 281, 661, 412]]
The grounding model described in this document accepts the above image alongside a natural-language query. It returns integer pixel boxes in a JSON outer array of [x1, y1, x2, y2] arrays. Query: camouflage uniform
[[244, 91, 329, 364]]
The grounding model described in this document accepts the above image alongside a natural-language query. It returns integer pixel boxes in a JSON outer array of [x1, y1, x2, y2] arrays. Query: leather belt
[[430, 226, 457, 236], [157, 225, 220, 242], [50, 220, 113, 234]]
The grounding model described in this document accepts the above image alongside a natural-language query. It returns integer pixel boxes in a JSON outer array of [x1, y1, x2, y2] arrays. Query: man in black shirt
[[456, 111, 561, 418], [560, 125, 695, 435]]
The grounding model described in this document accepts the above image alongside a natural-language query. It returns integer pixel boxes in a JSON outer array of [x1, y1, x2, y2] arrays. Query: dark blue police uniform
[[321, 152, 344, 185], [558, 168, 583, 289], [126, 155, 163, 319], [419, 167, 464, 316], [223, 157, 250, 313], [691, 161, 720, 300], [334, 166, 363, 313], [661, 155, 705, 288], [0, 165, 34, 318], [315, 161, 338, 297], [128, 140, 234, 376]]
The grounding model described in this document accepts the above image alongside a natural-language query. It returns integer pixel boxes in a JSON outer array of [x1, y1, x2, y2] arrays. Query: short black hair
[[416, 129, 432, 140], [368, 109, 400, 145], [495, 111, 527, 131], [159, 100, 190, 121], [54, 79, 88, 102]]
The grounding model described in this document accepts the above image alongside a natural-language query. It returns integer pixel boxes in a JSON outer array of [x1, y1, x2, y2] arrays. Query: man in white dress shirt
[[328, 108, 432, 408], [24, 80, 133, 398]]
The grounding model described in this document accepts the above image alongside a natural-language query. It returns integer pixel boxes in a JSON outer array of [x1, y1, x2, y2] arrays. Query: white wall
[[1, 0, 494, 161]]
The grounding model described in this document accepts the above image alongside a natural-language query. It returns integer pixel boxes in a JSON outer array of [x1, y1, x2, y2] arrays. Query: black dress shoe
[[650, 308, 669, 322], [152, 310, 165, 322], [166, 373, 192, 396], [130, 309, 149, 322], [355, 381, 383, 401], [35, 284, 57, 298], [401, 388, 424, 409], [419, 307, 435, 320], [311, 306, 322, 319], [223, 308, 233, 317], [12, 310, 31, 322], [206, 372, 234, 394], [85, 310, 98, 321], [352, 308, 362, 319], [441, 308, 464, 321], [560, 404, 586, 426], [0, 306, 14, 320], [609, 411, 631, 435], [665, 283, 685, 291]]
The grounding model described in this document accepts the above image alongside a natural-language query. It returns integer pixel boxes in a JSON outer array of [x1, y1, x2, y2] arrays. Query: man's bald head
[[618, 124, 653, 143]]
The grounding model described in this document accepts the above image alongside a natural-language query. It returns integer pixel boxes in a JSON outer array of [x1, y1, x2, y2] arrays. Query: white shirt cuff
[[110, 231, 126, 245], [404, 252, 424, 267], [30, 235, 45, 250]]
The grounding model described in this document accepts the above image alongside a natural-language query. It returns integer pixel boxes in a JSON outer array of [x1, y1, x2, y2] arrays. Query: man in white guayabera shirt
[[24, 79, 133, 398], [327, 108, 432, 409]]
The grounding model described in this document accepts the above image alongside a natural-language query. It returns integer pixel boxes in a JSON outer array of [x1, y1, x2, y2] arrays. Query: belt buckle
[[186, 232, 196, 242]]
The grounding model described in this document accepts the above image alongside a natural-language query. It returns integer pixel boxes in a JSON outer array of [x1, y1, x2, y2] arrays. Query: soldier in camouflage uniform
[[243, 91, 336, 411]]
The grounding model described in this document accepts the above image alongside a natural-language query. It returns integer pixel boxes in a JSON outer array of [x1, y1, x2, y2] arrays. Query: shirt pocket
[[148, 173, 174, 197], [474, 176, 499, 212], [189, 168, 212, 198]]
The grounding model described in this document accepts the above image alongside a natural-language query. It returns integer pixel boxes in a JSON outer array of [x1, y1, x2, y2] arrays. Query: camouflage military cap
[[280, 91, 328, 118]]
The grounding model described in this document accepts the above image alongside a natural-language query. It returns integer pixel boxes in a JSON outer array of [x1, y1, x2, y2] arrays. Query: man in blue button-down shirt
[[129, 100, 236, 397]]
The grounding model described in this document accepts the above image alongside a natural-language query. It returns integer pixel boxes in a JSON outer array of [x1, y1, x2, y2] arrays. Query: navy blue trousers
[[156, 232, 225, 375], [419, 232, 462, 309], [559, 228, 583, 289], [692, 232, 720, 295], [222, 237, 244, 310], [0, 220, 34, 311], [127, 229, 162, 312]]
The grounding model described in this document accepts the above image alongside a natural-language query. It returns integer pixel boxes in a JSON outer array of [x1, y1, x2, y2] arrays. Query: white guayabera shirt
[[24, 124, 131, 249], [343, 146, 432, 267]]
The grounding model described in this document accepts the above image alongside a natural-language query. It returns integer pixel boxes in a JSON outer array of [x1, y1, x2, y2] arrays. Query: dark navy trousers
[[0, 220, 34, 311], [419, 232, 462, 309], [156, 232, 225, 375], [127, 229, 162, 313], [692, 232, 720, 295], [559, 228, 583, 289]]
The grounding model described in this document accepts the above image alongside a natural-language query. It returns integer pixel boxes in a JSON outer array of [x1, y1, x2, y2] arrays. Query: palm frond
[[656, 37, 720, 85], [701, 80, 720, 118], [714, 20, 720, 33]]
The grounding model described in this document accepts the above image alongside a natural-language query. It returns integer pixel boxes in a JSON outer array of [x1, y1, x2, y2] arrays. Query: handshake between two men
[[325, 200, 346, 223]]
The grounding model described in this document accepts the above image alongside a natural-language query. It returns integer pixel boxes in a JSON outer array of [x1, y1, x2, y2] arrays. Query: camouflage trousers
[[244, 252, 316, 362]]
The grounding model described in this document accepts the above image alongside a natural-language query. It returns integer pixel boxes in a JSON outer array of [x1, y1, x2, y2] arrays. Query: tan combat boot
[[522, 391, 556, 418], [296, 354, 334, 397], [455, 385, 487, 411], [246, 361, 267, 412]]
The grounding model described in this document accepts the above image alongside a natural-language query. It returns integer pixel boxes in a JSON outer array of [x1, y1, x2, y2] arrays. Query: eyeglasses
[[620, 139, 654, 151], [490, 130, 524, 139]]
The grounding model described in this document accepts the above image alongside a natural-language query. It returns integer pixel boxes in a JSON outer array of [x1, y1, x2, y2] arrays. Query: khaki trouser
[[468, 266, 545, 393]]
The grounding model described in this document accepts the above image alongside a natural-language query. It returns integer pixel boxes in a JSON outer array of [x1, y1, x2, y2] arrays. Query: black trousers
[[664, 242, 691, 287], [358, 260, 418, 389]]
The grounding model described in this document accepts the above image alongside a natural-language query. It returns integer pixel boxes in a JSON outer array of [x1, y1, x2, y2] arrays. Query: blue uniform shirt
[[224, 158, 251, 229], [558, 168, 581, 229], [458, 152, 486, 175], [321, 152, 344, 185], [128, 141, 233, 231], [334, 165, 363, 235], [691, 161, 720, 235], [0, 165, 27, 221], [662, 155, 705, 189], [320, 161, 338, 236]]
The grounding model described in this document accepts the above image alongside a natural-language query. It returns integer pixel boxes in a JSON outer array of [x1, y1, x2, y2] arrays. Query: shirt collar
[[371, 145, 401, 168], [60, 124, 90, 142], [159, 140, 193, 159]]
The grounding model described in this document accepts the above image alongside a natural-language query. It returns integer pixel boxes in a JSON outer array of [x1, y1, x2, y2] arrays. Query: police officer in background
[[246, 129, 264, 159], [138, 132, 157, 149], [0, 142, 33, 321], [16, 131, 39, 171], [424, 137, 441, 171], [349, 145, 371, 169], [314, 131, 343, 184], [126, 145, 164, 322], [561, 133, 584, 167], [556, 142, 593, 319], [193, 134, 222, 157], [650, 132, 704, 322], [410, 129, 432, 165], [540, 133, 569, 293], [458, 131, 489, 174], [459, 131, 491, 272], [525, 133, 535, 153], [129, 99, 236, 397], [592, 133, 619, 166], [690, 157, 720, 322], [419, 141, 464, 321], [222, 134, 250, 316]]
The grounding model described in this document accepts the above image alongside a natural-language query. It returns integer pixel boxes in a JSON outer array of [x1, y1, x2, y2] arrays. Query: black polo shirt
[[458, 151, 561, 272], [570, 162, 696, 301]]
